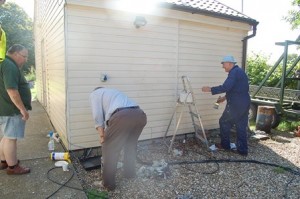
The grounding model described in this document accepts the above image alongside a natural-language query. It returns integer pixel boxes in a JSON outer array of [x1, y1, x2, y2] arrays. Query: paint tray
[[80, 155, 101, 171]]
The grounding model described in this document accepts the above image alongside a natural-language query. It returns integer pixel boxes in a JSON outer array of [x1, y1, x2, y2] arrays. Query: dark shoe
[[0, 161, 8, 170], [7, 164, 30, 175], [1, 160, 20, 170]]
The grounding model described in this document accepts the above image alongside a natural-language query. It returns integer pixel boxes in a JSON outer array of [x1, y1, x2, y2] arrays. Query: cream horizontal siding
[[176, 20, 249, 132], [34, 0, 46, 106], [65, 5, 178, 149], [34, 0, 68, 148], [34, 41, 43, 103], [65, 4, 251, 149]]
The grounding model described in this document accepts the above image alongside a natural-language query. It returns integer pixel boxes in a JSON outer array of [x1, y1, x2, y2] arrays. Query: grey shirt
[[89, 88, 137, 129]]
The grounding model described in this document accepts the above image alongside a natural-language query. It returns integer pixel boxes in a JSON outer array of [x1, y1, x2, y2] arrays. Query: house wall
[[177, 21, 245, 131], [65, 5, 178, 149], [35, 0, 252, 150], [34, 0, 68, 146], [64, 3, 250, 150]]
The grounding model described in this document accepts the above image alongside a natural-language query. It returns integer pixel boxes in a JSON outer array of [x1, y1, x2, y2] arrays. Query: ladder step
[[190, 112, 199, 119]]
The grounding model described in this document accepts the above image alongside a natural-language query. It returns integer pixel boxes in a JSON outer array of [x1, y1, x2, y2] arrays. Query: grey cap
[[221, 55, 236, 64]]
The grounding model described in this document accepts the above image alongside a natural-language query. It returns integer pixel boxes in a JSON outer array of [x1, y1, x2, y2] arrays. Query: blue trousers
[[219, 104, 249, 154]]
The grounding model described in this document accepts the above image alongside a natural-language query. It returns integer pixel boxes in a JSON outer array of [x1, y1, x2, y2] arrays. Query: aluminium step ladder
[[163, 76, 209, 153]]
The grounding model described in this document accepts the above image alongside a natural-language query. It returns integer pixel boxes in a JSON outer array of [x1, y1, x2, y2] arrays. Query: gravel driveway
[[72, 129, 300, 199]]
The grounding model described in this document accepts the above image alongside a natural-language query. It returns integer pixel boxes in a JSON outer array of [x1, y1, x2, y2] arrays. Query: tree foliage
[[246, 54, 270, 85], [284, 0, 300, 30], [246, 53, 300, 89], [0, 2, 34, 73]]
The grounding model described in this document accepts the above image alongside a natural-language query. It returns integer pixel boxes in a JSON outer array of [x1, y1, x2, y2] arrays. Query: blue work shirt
[[211, 65, 250, 119]]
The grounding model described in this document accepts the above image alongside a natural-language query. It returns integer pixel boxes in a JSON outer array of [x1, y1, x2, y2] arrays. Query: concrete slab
[[0, 101, 87, 199]]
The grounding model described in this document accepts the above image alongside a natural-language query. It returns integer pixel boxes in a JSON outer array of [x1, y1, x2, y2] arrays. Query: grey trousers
[[102, 108, 147, 190]]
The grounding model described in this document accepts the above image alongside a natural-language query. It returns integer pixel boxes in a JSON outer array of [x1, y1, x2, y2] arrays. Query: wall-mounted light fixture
[[133, 16, 147, 28]]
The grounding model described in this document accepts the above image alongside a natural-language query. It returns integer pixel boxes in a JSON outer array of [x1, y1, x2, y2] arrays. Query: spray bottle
[[48, 131, 55, 151]]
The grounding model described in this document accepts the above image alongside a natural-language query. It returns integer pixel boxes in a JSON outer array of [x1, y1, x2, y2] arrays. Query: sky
[[218, 0, 299, 63], [6, 0, 34, 19], [6, 0, 300, 64]]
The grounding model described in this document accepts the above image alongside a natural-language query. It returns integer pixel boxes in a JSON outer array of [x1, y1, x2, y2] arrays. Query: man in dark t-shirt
[[0, 44, 31, 175]]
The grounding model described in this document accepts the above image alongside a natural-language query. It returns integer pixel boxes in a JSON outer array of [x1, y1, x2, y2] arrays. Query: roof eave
[[159, 3, 259, 26]]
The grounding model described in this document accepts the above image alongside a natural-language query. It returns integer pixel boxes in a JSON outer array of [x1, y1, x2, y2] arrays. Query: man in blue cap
[[202, 55, 250, 156]]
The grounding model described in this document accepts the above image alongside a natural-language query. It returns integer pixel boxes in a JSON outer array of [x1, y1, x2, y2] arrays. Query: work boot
[[7, 163, 30, 175], [0, 160, 8, 170]]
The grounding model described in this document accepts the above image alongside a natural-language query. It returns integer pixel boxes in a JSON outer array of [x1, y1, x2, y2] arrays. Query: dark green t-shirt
[[0, 56, 32, 116]]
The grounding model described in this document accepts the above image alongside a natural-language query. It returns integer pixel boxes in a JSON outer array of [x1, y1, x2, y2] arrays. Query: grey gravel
[[72, 129, 300, 199]]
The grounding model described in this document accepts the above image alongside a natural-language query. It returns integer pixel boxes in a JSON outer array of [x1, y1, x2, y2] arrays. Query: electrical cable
[[166, 159, 300, 176], [46, 167, 85, 192], [179, 149, 221, 175], [46, 166, 107, 198], [45, 167, 77, 199], [180, 161, 220, 175]]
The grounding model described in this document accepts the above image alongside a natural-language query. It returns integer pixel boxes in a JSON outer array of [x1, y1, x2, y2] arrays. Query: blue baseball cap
[[221, 55, 236, 64]]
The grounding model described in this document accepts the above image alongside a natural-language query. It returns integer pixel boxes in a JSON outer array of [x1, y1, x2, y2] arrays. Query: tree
[[247, 53, 300, 89], [284, 0, 300, 30], [246, 53, 270, 85], [0, 2, 34, 73]]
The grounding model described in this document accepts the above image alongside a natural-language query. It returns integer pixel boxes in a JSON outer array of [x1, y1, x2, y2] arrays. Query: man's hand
[[7, 89, 29, 120], [96, 126, 105, 144], [201, 86, 211, 92], [100, 135, 104, 144], [20, 109, 29, 120]]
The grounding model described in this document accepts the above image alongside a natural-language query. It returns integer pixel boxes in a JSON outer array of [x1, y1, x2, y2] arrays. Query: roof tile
[[164, 0, 258, 25]]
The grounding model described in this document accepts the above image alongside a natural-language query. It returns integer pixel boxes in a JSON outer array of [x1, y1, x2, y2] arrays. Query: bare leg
[[0, 137, 5, 161], [2, 138, 18, 166]]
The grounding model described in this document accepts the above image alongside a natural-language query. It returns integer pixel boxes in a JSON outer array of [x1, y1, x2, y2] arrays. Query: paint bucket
[[50, 152, 70, 162], [255, 106, 276, 133]]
